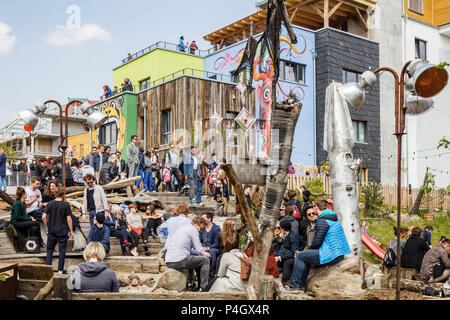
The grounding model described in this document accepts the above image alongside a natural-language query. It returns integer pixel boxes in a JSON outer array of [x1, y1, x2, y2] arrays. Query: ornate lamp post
[[339, 59, 448, 300], [18, 101, 108, 199]]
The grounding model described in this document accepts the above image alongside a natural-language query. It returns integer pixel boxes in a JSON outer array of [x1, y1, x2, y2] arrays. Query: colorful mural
[[98, 97, 127, 153], [214, 48, 245, 71]]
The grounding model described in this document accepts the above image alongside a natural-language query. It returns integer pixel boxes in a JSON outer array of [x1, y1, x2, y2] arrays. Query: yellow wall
[[67, 132, 90, 160], [404, 0, 450, 26], [113, 49, 204, 90]]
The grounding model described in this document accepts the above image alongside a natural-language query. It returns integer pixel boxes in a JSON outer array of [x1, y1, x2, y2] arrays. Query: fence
[[6, 172, 29, 187], [286, 175, 449, 211]]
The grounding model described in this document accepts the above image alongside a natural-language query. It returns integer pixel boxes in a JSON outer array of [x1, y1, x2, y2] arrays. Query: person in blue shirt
[[103, 85, 112, 99], [421, 225, 433, 248], [178, 36, 186, 52], [183, 146, 200, 205], [199, 212, 221, 274], [288, 198, 351, 292], [87, 212, 111, 255]]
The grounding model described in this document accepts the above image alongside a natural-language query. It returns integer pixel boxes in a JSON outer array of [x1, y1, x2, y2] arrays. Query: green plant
[[422, 172, 436, 214], [305, 177, 324, 200], [437, 137, 449, 150], [436, 61, 449, 70], [361, 181, 384, 217], [0, 274, 5, 281], [0, 143, 17, 160]]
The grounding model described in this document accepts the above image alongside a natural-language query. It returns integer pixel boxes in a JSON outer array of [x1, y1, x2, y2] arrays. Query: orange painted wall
[[404, 0, 450, 26]]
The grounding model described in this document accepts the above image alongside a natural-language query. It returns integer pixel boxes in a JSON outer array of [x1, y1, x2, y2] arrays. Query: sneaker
[[285, 287, 303, 293], [131, 250, 139, 257], [122, 241, 132, 248], [145, 252, 151, 256]]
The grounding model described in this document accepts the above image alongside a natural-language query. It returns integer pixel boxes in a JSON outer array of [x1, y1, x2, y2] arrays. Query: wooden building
[[137, 75, 256, 160]]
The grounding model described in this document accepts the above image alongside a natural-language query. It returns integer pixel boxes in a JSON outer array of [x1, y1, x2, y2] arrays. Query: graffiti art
[[214, 48, 245, 71], [98, 99, 127, 152]]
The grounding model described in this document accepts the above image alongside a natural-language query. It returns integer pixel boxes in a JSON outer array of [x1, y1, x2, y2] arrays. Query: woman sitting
[[67, 241, 119, 293], [126, 203, 145, 256], [70, 159, 84, 186], [42, 180, 58, 205], [209, 238, 247, 293], [142, 205, 163, 242], [401, 227, 430, 271], [10, 187, 43, 247], [215, 218, 240, 275]]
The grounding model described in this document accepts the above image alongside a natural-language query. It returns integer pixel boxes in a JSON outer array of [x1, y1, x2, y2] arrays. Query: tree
[[422, 171, 436, 215], [360, 181, 384, 217]]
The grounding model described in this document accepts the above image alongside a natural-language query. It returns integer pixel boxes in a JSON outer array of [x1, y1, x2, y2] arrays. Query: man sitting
[[420, 238, 450, 283], [199, 212, 221, 273], [104, 202, 130, 256], [275, 220, 303, 288], [87, 213, 111, 255], [288, 198, 351, 292], [164, 216, 211, 291], [157, 204, 190, 244]]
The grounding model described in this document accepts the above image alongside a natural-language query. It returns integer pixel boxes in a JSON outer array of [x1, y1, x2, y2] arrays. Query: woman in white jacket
[[209, 238, 247, 292]]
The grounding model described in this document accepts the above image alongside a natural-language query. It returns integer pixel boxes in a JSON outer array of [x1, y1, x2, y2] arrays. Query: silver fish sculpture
[[323, 81, 362, 258]]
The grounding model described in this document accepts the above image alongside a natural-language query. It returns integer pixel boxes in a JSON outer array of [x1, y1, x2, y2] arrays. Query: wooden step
[[0, 230, 17, 255]]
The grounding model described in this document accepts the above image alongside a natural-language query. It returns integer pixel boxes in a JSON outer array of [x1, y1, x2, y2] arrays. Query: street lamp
[[338, 59, 448, 300], [18, 100, 108, 199]]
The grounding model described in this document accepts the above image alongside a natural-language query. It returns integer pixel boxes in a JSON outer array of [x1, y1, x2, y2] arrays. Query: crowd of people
[[387, 224, 450, 283], [6, 138, 449, 294], [103, 78, 134, 100]]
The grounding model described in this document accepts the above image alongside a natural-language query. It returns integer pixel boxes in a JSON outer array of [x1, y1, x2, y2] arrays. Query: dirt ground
[[363, 289, 423, 300]]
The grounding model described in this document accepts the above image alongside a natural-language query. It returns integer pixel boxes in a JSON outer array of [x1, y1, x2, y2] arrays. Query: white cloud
[[0, 22, 17, 55], [46, 23, 112, 46]]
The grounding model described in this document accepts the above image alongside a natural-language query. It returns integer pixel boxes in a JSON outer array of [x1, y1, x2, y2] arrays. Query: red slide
[[361, 229, 385, 260]]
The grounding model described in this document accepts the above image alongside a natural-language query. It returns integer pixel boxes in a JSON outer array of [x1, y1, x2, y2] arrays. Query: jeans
[[13, 221, 41, 238], [143, 172, 154, 192], [110, 226, 129, 254], [142, 218, 162, 240], [136, 169, 144, 188], [166, 255, 210, 290], [170, 167, 182, 191], [289, 249, 320, 289], [281, 258, 295, 283], [187, 170, 198, 202], [196, 178, 204, 204], [128, 162, 139, 179], [154, 171, 162, 192], [46, 234, 68, 272], [0, 175, 6, 191], [89, 210, 104, 228], [27, 209, 44, 223]]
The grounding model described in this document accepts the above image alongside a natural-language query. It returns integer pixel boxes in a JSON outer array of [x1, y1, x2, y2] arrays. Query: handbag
[[235, 253, 252, 280], [24, 230, 40, 254]]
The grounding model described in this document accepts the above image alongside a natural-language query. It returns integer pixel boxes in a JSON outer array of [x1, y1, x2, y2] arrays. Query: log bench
[[381, 266, 420, 289]]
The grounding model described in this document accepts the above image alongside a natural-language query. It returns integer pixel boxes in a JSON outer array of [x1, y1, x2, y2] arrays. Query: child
[[162, 163, 171, 192]]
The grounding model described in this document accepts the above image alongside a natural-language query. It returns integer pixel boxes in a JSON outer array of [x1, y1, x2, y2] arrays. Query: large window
[[162, 110, 172, 146], [409, 0, 424, 15], [280, 61, 305, 83], [415, 38, 426, 60], [343, 69, 360, 83], [139, 78, 151, 91], [352, 120, 367, 144], [98, 121, 118, 153]]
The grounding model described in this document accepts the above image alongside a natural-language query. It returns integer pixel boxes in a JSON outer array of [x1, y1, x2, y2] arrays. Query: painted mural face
[[98, 98, 127, 153]]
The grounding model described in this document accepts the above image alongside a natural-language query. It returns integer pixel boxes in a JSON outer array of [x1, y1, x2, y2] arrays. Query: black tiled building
[[315, 28, 381, 183]]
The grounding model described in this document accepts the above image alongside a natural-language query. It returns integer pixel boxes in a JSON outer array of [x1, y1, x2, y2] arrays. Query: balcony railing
[[119, 41, 215, 66], [100, 69, 235, 101]]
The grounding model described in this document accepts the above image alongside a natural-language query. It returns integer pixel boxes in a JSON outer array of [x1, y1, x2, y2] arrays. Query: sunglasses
[[307, 213, 314, 217], [275, 227, 280, 230]]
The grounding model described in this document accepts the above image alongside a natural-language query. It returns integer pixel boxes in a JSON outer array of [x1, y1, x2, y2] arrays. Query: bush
[[361, 181, 384, 217], [305, 178, 324, 200]]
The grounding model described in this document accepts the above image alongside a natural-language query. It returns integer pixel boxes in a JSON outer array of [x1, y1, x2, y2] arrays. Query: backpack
[[24, 230, 40, 254], [382, 248, 397, 268], [291, 204, 301, 220], [235, 253, 252, 280]]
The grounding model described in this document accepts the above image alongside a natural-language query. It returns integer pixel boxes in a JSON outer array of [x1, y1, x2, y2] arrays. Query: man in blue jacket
[[87, 212, 111, 254], [199, 212, 222, 274], [288, 198, 351, 292], [183, 146, 200, 205], [83, 147, 100, 181]]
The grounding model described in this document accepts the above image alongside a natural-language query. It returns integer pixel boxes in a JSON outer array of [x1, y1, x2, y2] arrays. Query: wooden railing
[[286, 175, 449, 211]]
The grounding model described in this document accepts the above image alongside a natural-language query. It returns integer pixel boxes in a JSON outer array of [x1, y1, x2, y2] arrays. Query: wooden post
[[324, 0, 329, 27], [222, 164, 262, 254], [260, 275, 275, 300], [53, 273, 71, 300], [34, 277, 54, 300]]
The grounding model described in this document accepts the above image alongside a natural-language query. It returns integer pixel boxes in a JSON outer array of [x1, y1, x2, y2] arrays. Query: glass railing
[[120, 41, 215, 66]]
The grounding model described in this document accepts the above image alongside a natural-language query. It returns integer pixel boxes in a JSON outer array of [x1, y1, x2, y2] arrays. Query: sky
[[0, 0, 258, 125]]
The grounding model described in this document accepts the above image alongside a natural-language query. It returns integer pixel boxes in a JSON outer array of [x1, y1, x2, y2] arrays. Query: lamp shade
[[405, 92, 434, 115], [411, 63, 448, 98], [17, 103, 48, 131], [338, 71, 376, 111], [80, 102, 108, 129]]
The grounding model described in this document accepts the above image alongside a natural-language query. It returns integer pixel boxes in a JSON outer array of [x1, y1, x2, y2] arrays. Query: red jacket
[[244, 246, 279, 278]]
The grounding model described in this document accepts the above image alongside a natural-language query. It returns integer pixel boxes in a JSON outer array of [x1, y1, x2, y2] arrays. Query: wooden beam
[[355, 8, 368, 32], [222, 164, 262, 254], [324, 0, 329, 27], [328, 0, 344, 19], [341, 0, 368, 11], [290, 6, 300, 23], [309, 3, 324, 18]]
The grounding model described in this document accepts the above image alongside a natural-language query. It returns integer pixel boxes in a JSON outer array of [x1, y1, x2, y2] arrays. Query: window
[[409, 0, 424, 15], [280, 61, 305, 83], [343, 69, 360, 83], [139, 78, 151, 91], [162, 110, 172, 145], [231, 68, 248, 83], [80, 144, 84, 158], [415, 38, 426, 60], [225, 111, 239, 146], [352, 120, 367, 144], [71, 146, 77, 158], [98, 121, 118, 153]]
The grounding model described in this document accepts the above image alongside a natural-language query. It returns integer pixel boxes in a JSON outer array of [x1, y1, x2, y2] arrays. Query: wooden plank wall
[[138, 76, 255, 162]]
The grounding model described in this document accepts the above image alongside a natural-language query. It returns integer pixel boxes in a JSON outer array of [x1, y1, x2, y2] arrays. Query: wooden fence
[[286, 175, 449, 211]]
